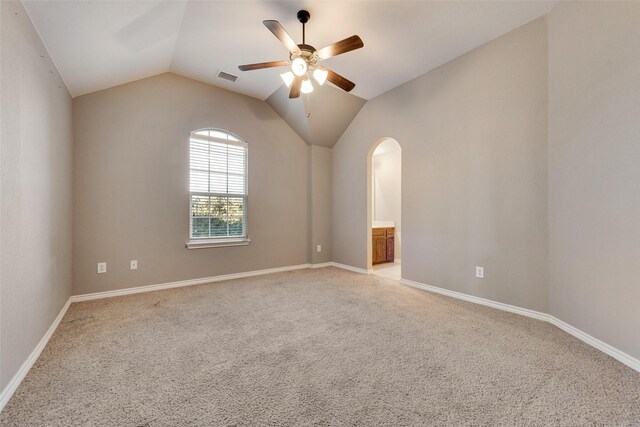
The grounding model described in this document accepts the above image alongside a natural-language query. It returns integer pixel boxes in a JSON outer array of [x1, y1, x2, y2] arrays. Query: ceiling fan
[[238, 10, 364, 99]]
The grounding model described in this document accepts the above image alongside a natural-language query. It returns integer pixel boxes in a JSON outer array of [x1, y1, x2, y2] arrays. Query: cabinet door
[[387, 237, 394, 262], [373, 237, 387, 264]]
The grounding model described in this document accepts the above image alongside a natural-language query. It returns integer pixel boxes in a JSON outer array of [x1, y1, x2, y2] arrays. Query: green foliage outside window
[[191, 195, 245, 238]]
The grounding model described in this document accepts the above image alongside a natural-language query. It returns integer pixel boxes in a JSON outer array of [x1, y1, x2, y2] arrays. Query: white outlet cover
[[317, 245, 322, 252], [97, 262, 107, 274], [130, 260, 138, 270], [476, 266, 484, 279]]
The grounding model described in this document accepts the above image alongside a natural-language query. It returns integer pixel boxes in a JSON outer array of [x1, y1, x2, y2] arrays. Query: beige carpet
[[2, 267, 640, 426]]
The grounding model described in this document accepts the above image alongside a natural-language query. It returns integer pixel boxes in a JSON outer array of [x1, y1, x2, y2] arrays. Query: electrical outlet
[[476, 266, 484, 279], [130, 260, 138, 270], [97, 262, 107, 274], [317, 245, 322, 252]]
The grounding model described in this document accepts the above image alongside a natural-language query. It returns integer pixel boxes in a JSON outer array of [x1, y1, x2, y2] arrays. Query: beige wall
[[0, 1, 73, 389], [548, 2, 640, 359], [309, 146, 332, 264], [72, 73, 309, 295], [333, 17, 548, 312]]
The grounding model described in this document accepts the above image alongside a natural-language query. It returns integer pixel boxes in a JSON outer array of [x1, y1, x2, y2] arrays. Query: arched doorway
[[367, 138, 401, 280]]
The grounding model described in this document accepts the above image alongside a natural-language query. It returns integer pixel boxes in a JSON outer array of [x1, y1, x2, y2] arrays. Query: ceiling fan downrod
[[297, 10, 310, 45]]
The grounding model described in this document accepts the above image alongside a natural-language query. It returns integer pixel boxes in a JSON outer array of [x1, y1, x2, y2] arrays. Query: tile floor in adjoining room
[[372, 261, 401, 281]]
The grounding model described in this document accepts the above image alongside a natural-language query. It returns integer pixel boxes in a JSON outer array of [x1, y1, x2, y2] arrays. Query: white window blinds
[[189, 129, 247, 239]]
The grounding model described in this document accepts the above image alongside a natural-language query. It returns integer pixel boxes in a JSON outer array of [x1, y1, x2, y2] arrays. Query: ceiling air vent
[[217, 71, 238, 83]]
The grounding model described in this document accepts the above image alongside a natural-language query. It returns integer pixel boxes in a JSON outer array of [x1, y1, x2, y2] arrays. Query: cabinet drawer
[[372, 228, 386, 237]]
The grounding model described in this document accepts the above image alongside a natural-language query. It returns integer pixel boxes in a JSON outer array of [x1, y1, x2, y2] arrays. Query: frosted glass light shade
[[313, 68, 328, 86], [301, 78, 314, 94], [291, 58, 307, 76], [280, 71, 295, 87]]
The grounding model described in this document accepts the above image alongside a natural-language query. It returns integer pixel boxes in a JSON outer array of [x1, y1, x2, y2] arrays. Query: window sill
[[185, 238, 251, 249]]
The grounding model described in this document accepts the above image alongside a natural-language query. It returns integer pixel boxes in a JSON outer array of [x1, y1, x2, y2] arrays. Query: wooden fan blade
[[318, 66, 356, 92], [289, 76, 303, 98], [263, 20, 301, 54], [238, 60, 288, 71], [316, 35, 363, 60]]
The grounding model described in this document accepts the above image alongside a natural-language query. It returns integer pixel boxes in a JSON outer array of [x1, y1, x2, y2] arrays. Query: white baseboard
[[548, 315, 640, 373], [329, 262, 372, 275], [3, 264, 638, 415], [400, 278, 640, 374], [0, 263, 313, 411], [399, 278, 548, 322], [309, 262, 333, 269], [70, 262, 375, 304], [0, 298, 72, 412], [71, 263, 312, 302]]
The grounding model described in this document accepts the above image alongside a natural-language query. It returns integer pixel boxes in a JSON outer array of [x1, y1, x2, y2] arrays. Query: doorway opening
[[367, 138, 401, 281]]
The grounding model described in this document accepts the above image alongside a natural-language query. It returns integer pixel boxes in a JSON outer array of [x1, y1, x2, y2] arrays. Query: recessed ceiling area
[[266, 84, 366, 148], [23, 1, 556, 100]]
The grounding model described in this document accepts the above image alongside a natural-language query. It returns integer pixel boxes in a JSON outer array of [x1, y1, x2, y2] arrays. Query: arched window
[[187, 129, 249, 248]]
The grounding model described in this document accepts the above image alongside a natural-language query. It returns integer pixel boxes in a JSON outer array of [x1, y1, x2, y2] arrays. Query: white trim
[[400, 278, 640, 374], [309, 262, 332, 269], [185, 238, 251, 249], [71, 264, 311, 302], [399, 278, 548, 322], [1, 264, 311, 410], [329, 262, 372, 275], [0, 298, 72, 412], [3, 266, 638, 415], [548, 315, 640, 373]]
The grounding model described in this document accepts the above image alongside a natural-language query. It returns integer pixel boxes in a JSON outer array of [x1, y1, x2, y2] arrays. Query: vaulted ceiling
[[22, 0, 556, 146]]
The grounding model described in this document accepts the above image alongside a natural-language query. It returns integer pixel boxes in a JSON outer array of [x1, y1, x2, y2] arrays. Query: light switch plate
[[97, 262, 107, 274], [317, 245, 322, 252], [130, 260, 138, 270]]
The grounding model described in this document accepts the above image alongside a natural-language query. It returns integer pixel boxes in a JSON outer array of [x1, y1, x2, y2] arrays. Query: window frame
[[186, 128, 250, 249]]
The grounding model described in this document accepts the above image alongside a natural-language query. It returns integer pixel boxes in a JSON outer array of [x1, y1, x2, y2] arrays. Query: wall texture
[[309, 146, 332, 264], [72, 73, 309, 295], [548, 2, 640, 360], [0, 1, 73, 389], [333, 17, 548, 312]]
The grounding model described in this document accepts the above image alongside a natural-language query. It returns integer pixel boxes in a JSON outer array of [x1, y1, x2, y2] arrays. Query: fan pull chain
[[304, 92, 311, 118]]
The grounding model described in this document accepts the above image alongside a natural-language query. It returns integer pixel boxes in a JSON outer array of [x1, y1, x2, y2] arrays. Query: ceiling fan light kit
[[291, 57, 307, 76], [280, 71, 295, 87], [238, 9, 363, 99], [301, 78, 314, 94], [313, 68, 328, 86]]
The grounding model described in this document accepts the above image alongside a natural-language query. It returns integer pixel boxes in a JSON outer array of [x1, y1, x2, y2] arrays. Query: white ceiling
[[23, 0, 557, 100], [266, 84, 366, 147]]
